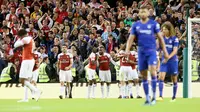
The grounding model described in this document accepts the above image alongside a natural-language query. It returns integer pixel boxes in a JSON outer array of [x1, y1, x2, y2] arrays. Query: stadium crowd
[[0, 0, 200, 83]]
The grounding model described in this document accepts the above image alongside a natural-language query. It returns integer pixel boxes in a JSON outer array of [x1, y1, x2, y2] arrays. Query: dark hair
[[17, 29, 27, 37], [92, 26, 97, 30], [99, 45, 105, 49], [62, 44, 67, 47], [53, 45, 59, 48], [43, 57, 48, 62]]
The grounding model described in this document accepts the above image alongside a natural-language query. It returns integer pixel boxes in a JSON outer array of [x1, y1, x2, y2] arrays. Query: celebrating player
[[31, 49, 42, 99], [87, 47, 98, 99], [125, 6, 169, 105], [98, 45, 118, 98], [57, 44, 73, 99], [158, 22, 179, 102], [14, 29, 42, 102], [128, 46, 142, 99], [117, 44, 132, 99]]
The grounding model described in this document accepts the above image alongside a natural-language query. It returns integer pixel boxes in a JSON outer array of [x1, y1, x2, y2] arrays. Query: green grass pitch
[[0, 98, 199, 112]]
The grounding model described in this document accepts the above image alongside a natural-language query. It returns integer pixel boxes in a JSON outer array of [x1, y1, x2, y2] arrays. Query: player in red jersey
[[117, 44, 132, 98], [127, 47, 142, 99], [57, 44, 73, 99], [14, 29, 42, 102], [31, 50, 42, 99], [87, 47, 98, 99], [98, 46, 118, 98]]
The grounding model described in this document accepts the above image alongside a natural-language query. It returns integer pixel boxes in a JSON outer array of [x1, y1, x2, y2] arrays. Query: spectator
[[87, 33, 98, 55], [101, 25, 117, 41], [105, 34, 118, 53], [6, 6, 16, 22], [88, 0, 100, 8], [30, 5, 42, 20], [0, 0, 199, 84], [76, 34, 88, 60]]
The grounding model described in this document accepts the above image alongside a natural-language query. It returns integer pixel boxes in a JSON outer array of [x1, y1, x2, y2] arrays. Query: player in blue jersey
[[125, 6, 169, 105], [157, 22, 179, 102]]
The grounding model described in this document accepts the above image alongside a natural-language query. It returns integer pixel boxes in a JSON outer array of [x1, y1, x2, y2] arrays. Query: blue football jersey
[[162, 36, 179, 61], [130, 19, 160, 50]]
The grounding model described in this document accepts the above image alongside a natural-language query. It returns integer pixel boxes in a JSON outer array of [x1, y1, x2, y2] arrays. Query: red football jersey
[[88, 52, 97, 70], [21, 37, 34, 60], [129, 51, 137, 69], [98, 53, 111, 70], [58, 53, 73, 70], [33, 51, 41, 71], [118, 50, 131, 66]]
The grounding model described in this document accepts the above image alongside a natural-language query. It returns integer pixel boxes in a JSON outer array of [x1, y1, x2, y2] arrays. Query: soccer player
[[31, 49, 42, 99], [128, 47, 142, 99], [98, 45, 118, 98], [87, 47, 98, 99], [14, 29, 42, 102], [117, 44, 132, 99], [57, 44, 73, 99], [125, 6, 169, 105], [158, 22, 179, 102], [147, 50, 160, 98]]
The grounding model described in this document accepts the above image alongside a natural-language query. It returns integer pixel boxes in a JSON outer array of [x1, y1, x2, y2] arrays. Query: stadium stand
[[0, 0, 199, 83]]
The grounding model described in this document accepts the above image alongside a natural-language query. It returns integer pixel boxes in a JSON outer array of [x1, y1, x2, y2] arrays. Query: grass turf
[[0, 98, 199, 112]]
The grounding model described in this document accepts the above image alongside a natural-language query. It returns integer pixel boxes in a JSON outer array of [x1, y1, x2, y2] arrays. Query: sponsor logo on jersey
[[147, 24, 151, 29]]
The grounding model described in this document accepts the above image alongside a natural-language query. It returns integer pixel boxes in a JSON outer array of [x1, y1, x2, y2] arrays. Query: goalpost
[[184, 18, 200, 98]]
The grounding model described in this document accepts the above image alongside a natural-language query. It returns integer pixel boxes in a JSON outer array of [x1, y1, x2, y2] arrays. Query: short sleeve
[[69, 53, 73, 59], [154, 22, 160, 34], [22, 36, 32, 44], [130, 23, 137, 35], [173, 37, 179, 47], [57, 54, 61, 60], [106, 53, 111, 59], [90, 53, 96, 61]]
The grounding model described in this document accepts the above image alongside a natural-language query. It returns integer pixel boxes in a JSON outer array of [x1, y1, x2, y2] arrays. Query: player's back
[[33, 51, 41, 71], [130, 51, 137, 69], [22, 36, 34, 60], [119, 50, 130, 66], [131, 19, 160, 51]]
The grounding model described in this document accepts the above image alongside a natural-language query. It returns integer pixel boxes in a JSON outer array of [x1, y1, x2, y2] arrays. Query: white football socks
[[101, 85, 104, 98], [92, 84, 96, 98], [128, 83, 133, 96], [136, 83, 140, 96], [24, 86, 28, 100], [106, 85, 110, 98], [88, 85, 92, 98], [24, 81, 38, 92], [60, 86, 65, 96]]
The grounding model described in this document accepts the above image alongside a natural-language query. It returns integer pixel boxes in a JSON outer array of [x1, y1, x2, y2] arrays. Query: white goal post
[[185, 18, 199, 98]]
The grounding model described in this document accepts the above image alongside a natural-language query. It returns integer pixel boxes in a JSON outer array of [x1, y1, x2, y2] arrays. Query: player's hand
[[65, 67, 70, 70], [162, 57, 169, 64], [157, 67, 160, 72]]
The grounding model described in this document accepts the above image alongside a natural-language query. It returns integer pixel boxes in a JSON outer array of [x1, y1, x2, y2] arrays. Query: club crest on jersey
[[169, 40, 172, 43], [147, 24, 151, 29], [136, 26, 140, 30]]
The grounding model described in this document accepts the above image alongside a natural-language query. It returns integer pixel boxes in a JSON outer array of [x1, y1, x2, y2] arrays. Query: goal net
[[184, 18, 200, 98]]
